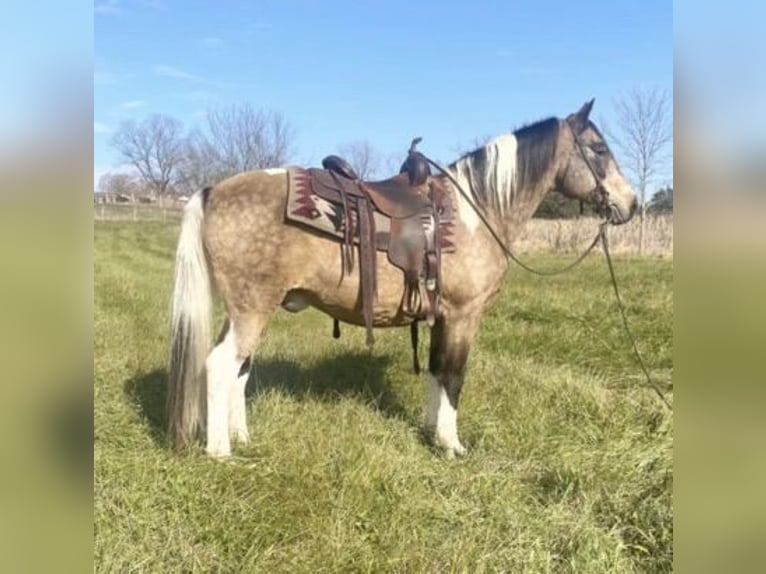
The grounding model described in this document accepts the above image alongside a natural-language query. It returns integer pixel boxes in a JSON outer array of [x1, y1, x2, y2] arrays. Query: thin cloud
[[95, 72, 116, 85], [94, 122, 113, 135], [154, 65, 204, 82], [518, 65, 558, 77], [119, 100, 146, 109], [95, 71, 133, 85], [203, 36, 223, 48], [177, 90, 217, 102], [95, 0, 120, 15]]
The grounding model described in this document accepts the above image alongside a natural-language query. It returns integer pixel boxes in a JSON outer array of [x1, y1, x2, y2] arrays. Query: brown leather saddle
[[286, 139, 454, 370]]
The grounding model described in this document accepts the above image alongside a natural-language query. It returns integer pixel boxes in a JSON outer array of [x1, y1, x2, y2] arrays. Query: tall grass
[[94, 221, 672, 572], [514, 215, 673, 256]]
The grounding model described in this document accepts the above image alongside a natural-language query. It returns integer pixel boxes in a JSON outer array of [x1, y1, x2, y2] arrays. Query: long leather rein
[[418, 125, 672, 410], [421, 119, 608, 277]]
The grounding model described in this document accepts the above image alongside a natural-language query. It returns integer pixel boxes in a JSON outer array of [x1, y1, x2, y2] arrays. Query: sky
[[95, 0, 673, 189]]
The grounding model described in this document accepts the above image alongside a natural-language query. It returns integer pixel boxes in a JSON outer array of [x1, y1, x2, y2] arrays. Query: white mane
[[450, 134, 518, 232]]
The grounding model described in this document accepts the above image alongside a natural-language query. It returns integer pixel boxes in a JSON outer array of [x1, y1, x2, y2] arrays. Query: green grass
[[94, 221, 673, 573]]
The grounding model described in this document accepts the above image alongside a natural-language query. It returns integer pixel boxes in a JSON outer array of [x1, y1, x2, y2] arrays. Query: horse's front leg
[[426, 313, 481, 459]]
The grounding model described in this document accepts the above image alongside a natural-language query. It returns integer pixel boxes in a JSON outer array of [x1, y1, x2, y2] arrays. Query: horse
[[167, 99, 638, 458]]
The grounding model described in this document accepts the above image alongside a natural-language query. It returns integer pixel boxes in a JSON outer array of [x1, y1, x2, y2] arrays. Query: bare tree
[[174, 129, 226, 196], [109, 114, 185, 197], [170, 105, 296, 195], [337, 140, 382, 180], [204, 105, 294, 175], [98, 172, 139, 198], [607, 87, 672, 253]]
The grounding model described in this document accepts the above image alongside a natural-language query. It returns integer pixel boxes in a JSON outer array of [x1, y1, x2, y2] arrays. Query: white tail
[[167, 190, 212, 449]]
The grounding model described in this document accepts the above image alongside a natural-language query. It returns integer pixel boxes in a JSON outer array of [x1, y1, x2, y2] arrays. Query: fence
[[94, 204, 672, 256], [94, 203, 184, 223]]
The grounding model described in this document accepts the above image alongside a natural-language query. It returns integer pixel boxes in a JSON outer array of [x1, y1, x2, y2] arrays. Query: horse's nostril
[[631, 197, 639, 215]]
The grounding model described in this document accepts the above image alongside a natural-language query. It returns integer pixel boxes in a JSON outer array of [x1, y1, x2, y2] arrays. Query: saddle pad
[[285, 168, 455, 252]]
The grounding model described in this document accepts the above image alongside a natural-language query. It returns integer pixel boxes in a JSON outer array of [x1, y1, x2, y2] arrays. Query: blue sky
[[95, 0, 672, 187]]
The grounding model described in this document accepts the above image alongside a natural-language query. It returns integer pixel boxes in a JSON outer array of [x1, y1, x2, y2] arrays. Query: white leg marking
[[205, 329, 241, 457], [425, 375, 467, 459], [228, 368, 250, 444]]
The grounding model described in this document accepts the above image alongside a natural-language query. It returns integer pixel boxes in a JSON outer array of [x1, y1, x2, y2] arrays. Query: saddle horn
[[400, 137, 430, 186]]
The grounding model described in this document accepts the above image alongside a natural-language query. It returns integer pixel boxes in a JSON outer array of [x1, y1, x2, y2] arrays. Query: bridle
[[565, 117, 613, 220], [419, 128, 672, 410], [421, 118, 613, 276]]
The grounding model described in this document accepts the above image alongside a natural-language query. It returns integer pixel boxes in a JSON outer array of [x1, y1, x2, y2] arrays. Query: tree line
[[102, 105, 294, 198], [102, 88, 672, 228]]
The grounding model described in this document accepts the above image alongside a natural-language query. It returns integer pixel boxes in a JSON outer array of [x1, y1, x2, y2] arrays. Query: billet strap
[[357, 197, 376, 347], [418, 280, 432, 326], [410, 321, 420, 374], [431, 195, 443, 316], [328, 170, 354, 275], [425, 251, 439, 325]]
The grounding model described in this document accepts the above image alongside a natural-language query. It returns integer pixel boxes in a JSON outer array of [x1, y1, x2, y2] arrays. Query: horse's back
[[201, 168, 349, 311], [205, 169, 288, 218], [202, 168, 297, 289]]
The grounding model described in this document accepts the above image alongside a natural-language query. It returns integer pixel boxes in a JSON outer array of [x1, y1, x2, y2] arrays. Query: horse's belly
[[297, 259, 413, 328]]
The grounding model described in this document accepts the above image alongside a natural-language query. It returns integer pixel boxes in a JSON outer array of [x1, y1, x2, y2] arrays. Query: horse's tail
[[167, 189, 212, 449]]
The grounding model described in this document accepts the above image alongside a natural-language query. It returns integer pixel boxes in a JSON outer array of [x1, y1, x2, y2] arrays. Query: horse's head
[[556, 99, 638, 224]]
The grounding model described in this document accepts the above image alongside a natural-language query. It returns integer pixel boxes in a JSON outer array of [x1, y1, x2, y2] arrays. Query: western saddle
[[286, 138, 454, 371]]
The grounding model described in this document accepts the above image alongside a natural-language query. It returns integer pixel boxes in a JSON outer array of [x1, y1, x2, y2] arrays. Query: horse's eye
[[592, 143, 609, 156]]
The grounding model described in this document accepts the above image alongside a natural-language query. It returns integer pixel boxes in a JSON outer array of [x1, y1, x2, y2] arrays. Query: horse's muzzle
[[609, 197, 638, 225]]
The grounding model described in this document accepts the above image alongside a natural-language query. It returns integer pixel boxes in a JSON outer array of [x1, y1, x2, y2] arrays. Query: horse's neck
[[477, 174, 554, 246], [506, 181, 552, 241], [439, 164, 554, 248]]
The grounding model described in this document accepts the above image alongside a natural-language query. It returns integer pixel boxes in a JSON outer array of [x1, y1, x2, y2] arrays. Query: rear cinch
[[357, 197, 377, 347]]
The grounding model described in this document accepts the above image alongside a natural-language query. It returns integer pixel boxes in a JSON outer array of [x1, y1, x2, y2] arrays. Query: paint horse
[[168, 100, 637, 458]]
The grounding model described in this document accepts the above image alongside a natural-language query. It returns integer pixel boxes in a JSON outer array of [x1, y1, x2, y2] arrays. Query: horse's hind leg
[[211, 319, 251, 445], [206, 307, 278, 457], [229, 356, 252, 444], [205, 325, 245, 457]]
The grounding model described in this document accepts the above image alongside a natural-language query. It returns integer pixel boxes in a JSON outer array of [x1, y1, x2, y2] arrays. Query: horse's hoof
[[206, 445, 231, 458], [442, 441, 467, 460], [230, 428, 250, 444]]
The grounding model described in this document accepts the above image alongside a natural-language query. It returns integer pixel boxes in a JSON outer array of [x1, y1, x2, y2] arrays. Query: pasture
[[94, 221, 672, 572]]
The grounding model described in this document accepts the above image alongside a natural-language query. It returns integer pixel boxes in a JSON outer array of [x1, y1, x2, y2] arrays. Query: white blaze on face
[[263, 168, 287, 175]]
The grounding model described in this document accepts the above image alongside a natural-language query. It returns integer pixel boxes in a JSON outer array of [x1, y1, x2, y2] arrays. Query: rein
[[600, 230, 673, 410], [423, 155, 604, 276], [420, 140, 672, 411]]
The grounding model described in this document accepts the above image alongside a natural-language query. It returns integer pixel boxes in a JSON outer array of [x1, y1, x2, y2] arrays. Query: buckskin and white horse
[[167, 100, 637, 458]]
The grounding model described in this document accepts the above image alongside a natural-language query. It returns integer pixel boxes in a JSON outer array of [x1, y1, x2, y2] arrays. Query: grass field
[[94, 221, 673, 572]]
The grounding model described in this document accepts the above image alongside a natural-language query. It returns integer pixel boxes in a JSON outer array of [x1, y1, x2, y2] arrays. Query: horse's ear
[[568, 98, 595, 133]]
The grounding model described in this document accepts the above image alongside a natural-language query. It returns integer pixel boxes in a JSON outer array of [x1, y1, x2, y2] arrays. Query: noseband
[[566, 119, 611, 215]]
